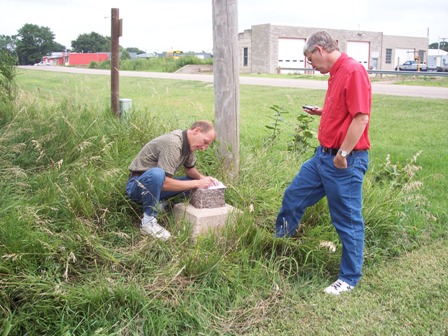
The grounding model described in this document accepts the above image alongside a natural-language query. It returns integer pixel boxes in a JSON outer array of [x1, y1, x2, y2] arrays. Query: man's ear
[[193, 127, 202, 135]]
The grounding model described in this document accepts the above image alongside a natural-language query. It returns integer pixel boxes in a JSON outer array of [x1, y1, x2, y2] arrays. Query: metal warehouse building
[[238, 24, 429, 74]]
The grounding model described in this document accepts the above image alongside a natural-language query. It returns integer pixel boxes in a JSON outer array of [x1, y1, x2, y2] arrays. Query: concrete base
[[173, 203, 241, 238]]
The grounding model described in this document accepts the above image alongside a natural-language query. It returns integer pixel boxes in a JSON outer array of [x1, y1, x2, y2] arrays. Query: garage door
[[347, 41, 370, 70], [278, 38, 305, 74]]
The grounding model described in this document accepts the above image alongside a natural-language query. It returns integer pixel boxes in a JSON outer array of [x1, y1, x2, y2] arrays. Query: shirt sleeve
[[346, 68, 371, 117]]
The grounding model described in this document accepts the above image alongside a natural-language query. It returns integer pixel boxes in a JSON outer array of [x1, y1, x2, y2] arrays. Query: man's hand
[[303, 106, 322, 116], [333, 154, 348, 169], [196, 176, 219, 189]]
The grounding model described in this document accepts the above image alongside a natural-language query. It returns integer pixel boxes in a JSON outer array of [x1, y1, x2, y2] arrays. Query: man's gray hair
[[303, 31, 339, 55]]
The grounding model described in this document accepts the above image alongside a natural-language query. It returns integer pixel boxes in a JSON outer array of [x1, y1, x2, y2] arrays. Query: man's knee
[[146, 167, 166, 182]]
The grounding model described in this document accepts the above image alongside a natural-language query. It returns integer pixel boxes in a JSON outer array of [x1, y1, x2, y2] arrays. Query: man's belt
[[321, 147, 367, 155], [321, 147, 340, 155]]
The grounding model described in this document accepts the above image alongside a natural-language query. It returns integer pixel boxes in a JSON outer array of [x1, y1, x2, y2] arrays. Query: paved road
[[20, 66, 448, 99]]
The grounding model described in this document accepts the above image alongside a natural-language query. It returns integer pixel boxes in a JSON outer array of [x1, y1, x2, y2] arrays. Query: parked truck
[[395, 60, 428, 71]]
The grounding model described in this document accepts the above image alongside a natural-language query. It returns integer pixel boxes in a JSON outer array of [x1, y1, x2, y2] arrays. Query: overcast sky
[[1, 0, 447, 53]]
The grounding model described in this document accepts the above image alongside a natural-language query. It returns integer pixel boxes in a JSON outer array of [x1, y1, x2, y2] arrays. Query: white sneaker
[[324, 279, 353, 295], [140, 217, 171, 241]]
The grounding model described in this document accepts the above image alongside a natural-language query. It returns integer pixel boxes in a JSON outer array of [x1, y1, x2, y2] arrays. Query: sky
[[1, 0, 447, 53]]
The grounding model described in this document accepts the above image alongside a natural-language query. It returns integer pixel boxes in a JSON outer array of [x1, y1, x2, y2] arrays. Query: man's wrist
[[338, 149, 349, 158]]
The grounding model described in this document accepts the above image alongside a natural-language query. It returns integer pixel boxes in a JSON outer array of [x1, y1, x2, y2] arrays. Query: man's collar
[[330, 52, 347, 76], [182, 130, 191, 155]]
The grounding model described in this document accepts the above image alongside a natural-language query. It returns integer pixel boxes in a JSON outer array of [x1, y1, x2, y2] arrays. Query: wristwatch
[[339, 150, 348, 158]]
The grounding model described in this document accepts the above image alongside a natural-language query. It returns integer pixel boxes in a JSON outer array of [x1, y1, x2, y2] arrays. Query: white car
[[34, 61, 51, 66]]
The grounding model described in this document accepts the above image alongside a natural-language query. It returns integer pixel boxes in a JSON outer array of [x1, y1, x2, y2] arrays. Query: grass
[[0, 68, 447, 335], [90, 56, 213, 73], [243, 72, 448, 87]]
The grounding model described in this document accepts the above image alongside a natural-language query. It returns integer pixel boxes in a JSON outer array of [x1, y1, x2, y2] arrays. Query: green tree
[[429, 41, 448, 52], [126, 47, 145, 54], [0, 35, 19, 51], [441, 41, 448, 52], [15, 24, 58, 65], [52, 41, 67, 52], [71, 32, 110, 53], [0, 49, 18, 103], [120, 48, 131, 60]]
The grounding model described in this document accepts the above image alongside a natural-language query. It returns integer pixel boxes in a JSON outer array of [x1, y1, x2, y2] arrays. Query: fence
[[277, 68, 448, 77]]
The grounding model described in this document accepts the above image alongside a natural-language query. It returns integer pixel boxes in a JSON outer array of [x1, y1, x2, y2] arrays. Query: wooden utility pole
[[212, 0, 240, 180], [111, 8, 121, 116]]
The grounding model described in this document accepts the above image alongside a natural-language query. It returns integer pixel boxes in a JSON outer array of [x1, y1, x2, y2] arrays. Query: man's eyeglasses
[[306, 49, 316, 66]]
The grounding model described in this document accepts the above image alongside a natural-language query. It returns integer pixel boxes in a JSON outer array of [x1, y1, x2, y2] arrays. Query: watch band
[[339, 150, 348, 158]]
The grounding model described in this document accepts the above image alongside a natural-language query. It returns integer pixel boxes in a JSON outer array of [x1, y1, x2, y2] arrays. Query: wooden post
[[212, 0, 240, 180], [111, 8, 120, 116]]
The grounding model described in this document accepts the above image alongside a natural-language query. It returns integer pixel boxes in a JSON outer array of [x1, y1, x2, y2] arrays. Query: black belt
[[321, 147, 367, 155], [321, 147, 340, 155]]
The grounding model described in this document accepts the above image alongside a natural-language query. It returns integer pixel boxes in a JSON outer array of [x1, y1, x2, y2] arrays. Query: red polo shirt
[[318, 53, 371, 150]]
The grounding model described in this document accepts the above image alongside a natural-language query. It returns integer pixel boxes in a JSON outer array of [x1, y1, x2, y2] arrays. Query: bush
[[88, 55, 213, 72], [0, 49, 18, 103]]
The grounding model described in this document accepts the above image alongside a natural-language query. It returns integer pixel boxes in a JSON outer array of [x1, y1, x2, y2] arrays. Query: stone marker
[[190, 188, 226, 208], [173, 186, 241, 238]]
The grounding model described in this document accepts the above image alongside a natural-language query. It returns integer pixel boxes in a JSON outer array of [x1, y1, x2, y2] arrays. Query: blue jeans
[[126, 167, 192, 217], [275, 146, 369, 286]]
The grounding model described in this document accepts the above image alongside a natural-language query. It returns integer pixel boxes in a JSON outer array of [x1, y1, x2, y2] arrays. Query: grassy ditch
[[0, 69, 446, 335]]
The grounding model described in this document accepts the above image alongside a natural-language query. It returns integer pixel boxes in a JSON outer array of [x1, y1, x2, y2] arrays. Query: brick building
[[42, 52, 109, 66]]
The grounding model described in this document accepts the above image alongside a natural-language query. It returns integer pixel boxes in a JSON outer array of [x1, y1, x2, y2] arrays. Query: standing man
[[275, 31, 371, 295], [126, 120, 219, 241]]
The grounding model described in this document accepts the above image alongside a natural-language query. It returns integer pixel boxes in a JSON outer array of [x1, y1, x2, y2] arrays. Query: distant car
[[436, 66, 448, 72], [395, 60, 427, 71], [34, 61, 51, 66]]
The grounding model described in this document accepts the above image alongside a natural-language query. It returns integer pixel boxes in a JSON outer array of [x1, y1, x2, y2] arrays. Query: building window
[[243, 47, 248, 67], [385, 48, 392, 64]]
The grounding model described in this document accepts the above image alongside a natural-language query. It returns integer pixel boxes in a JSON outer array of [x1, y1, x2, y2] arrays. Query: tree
[[0, 49, 18, 103], [429, 41, 448, 52], [0, 35, 19, 51], [429, 42, 438, 49], [71, 32, 110, 53], [120, 49, 131, 60], [441, 41, 448, 52], [15, 24, 59, 65], [126, 47, 145, 54], [52, 41, 67, 52]]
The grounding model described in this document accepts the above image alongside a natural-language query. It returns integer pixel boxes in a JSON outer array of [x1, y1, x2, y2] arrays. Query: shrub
[[0, 49, 18, 102]]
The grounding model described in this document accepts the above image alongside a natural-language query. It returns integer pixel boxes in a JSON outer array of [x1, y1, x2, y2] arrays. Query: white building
[[427, 49, 448, 71], [238, 24, 429, 74]]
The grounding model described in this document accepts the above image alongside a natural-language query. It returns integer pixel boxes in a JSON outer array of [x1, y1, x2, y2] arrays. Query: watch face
[[340, 151, 347, 157]]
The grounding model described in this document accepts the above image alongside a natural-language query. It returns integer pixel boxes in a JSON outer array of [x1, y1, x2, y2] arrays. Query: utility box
[[119, 98, 132, 115]]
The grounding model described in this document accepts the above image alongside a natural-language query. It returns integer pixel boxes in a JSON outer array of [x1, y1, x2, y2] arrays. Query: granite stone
[[190, 188, 225, 209]]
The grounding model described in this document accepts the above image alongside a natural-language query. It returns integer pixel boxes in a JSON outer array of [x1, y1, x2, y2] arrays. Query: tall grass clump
[[0, 73, 439, 335], [0, 49, 18, 128]]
